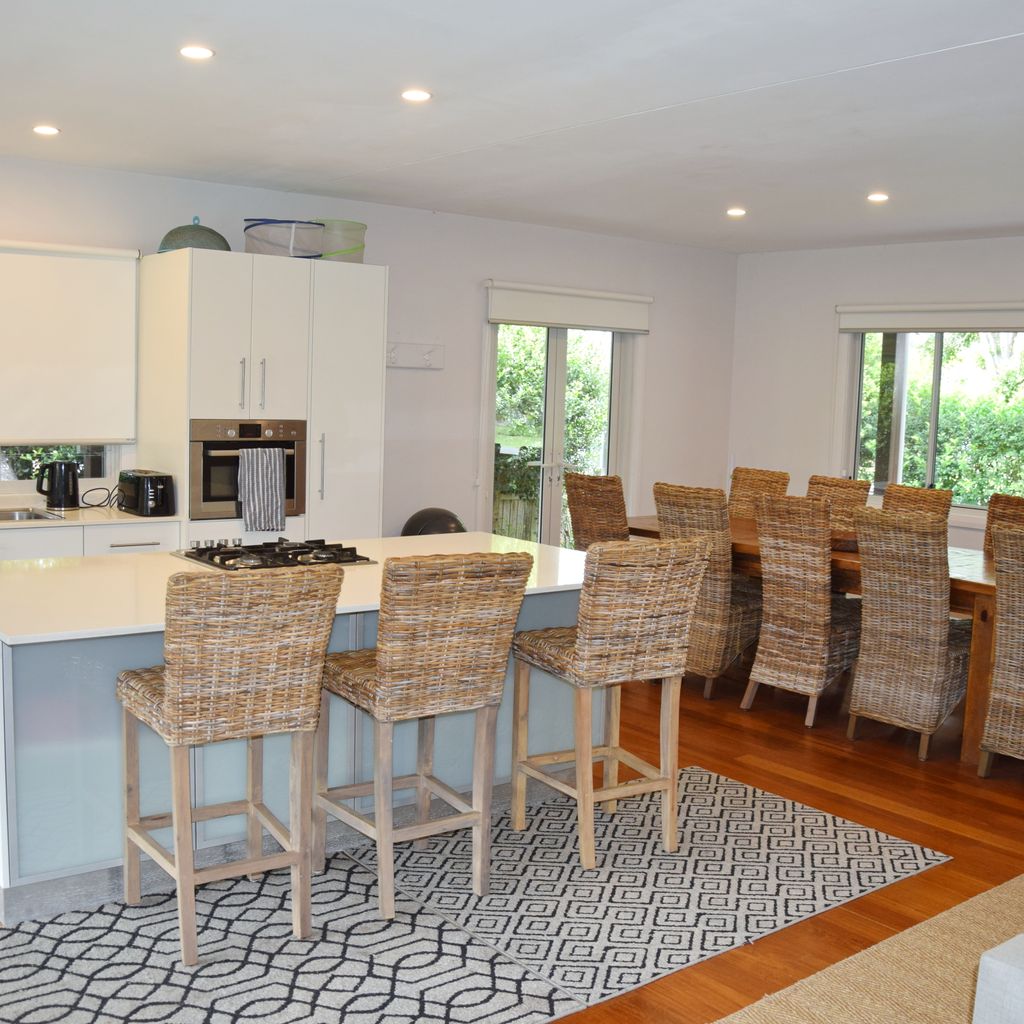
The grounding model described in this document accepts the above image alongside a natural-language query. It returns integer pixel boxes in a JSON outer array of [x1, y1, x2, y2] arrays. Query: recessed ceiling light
[[726, 207, 747, 218], [401, 88, 432, 103], [32, 124, 60, 136], [867, 192, 889, 203], [179, 45, 215, 60]]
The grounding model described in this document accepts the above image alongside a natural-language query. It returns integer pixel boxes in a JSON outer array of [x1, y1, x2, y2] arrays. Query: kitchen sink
[[0, 508, 64, 521]]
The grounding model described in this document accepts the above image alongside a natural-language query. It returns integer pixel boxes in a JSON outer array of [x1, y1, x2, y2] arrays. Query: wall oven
[[189, 419, 306, 521]]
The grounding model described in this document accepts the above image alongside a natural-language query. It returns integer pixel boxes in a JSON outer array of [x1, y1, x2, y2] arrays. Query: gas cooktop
[[174, 538, 376, 571]]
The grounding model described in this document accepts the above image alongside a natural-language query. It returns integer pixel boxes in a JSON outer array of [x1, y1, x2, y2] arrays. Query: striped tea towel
[[237, 447, 286, 532]]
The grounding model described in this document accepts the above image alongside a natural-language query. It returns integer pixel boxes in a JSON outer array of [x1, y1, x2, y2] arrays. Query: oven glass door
[[200, 442, 297, 510]]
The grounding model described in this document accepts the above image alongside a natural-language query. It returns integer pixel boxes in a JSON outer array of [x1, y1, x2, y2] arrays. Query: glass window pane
[[899, 333, 936, 489], [0, 445, 106, 482]]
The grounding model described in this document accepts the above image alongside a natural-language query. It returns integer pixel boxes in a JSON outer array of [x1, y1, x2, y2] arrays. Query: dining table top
[[626, 514, 995, 595]]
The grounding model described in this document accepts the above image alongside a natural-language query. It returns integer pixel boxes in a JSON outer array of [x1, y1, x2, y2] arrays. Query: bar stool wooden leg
[[312, 693, 330, 874], [575, 688, 596, 870], [170, 745, 198, 967], [246, 736, 264, 877], [122, 709, 142, 905], [847, 714, 859, 740], [703, 676, 717, 700], [472, 705, 498, 896], [414, 716, 435, 850], [740, 678, 759, 710], [804, 695, 820, 729], [511, 659, 530, 831], [978, 750, 995, 777], [917, 732, 932, 762], [374, 720, 396, 919], [660, 676, 682, 854], [602, 685, 621, 813], [290, 731, 313, 939]]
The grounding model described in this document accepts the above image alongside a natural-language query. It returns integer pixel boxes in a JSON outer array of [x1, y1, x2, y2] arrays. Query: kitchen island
[[0, 532, 587, 922]]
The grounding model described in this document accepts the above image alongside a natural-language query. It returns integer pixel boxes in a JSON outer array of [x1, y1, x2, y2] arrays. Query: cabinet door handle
[[259, 357, 267, 410], [239, 358, 247, 409], [109, 541, 162, 548], [319, 432, 326, 500]]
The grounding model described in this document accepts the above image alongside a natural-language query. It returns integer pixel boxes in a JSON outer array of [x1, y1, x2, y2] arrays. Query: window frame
[[0, 444, 123, 496]]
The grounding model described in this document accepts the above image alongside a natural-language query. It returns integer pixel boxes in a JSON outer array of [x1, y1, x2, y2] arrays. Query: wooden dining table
[[627, 514, 996, 765]]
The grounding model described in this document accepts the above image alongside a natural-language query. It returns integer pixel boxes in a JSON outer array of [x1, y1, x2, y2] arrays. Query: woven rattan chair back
[[851, 507, 952, 726], [984, 494, 1024, 558], [806, 475, 870, 531], [751, 496, 832, 690], [161, 566, 342, 746], [374, 551, 533, 719], [570, 537, 710, 686], [980, 527, 1024, 768], [881, 483, 952, 519], [564, 472, 630, 551], [653, 483, 734, 677], [728, 466, 790, 519]]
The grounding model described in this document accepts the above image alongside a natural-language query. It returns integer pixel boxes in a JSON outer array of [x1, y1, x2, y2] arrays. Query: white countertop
[[0, 532, 586, 645], [0, 502, 184, 529]]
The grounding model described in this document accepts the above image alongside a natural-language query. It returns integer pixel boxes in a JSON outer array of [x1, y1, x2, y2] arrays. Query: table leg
[[962, 592, 996, 765]]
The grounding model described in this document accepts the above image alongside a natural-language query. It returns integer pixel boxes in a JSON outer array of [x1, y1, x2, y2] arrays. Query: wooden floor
[[570, 666, 1024, 1024]]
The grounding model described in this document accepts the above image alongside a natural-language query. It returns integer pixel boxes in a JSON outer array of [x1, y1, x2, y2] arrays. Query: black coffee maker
[[36, 460, 81, 510]]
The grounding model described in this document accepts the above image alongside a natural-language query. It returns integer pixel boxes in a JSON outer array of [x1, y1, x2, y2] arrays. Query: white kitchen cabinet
[[0, 527, 83, 560], [305, 262, 387, 541], [188, 250, 310, 421], [83, 521, 181, 556]]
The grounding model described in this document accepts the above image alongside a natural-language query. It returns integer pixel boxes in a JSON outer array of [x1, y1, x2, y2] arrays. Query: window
[[0, 445, 107, 483], [855, 331, 1024, 507]]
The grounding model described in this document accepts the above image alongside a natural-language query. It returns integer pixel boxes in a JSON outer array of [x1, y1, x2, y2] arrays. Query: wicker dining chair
[[846, 508, 970, 760], [881, 482, 953, 520], [116, 565, 343, 966], [512, 537, 710, 869], [314, 551, 532, 919], [653, 483, 762, 699], [806, 475, 871, 532], [727, 466, 790, 519], [983, 494, 1024, 558], [564, 472, 630, 550], [979, 526, 1024, 776], [741, 496, 861, 727]]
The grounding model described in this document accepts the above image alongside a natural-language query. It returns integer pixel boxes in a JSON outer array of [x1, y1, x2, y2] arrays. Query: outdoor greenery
[[0, 445, 88, 482], [858, 331, 1024, 507]]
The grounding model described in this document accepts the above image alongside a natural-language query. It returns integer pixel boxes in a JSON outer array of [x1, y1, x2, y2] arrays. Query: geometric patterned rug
[[0, 768, 947, 1024]]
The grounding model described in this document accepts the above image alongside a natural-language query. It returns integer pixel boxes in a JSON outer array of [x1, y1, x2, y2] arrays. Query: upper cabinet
[[0, 242, 137, 443], [189, 250, 310, 420]]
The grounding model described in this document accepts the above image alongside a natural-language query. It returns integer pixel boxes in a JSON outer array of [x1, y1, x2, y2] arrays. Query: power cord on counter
[[80, 486, 122, 508]]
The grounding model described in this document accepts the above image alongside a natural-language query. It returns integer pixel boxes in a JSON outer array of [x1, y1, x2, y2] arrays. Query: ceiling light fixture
[[401, 88, 432, 103], [180, 45, 215, 60], [32, 125, 60, 136], [867, 192, 889, 203], [726, 207, 747, 218]]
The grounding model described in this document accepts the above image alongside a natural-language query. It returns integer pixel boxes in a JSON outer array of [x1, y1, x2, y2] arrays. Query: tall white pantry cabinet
[[136, 248, 387, 541]]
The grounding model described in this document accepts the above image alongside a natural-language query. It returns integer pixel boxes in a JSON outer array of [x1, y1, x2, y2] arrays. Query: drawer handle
[[109, 541, 162, 548]]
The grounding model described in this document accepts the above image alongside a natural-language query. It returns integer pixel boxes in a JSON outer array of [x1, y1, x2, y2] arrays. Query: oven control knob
[[226, 428, 236, 439], [265, 428, 274, 438], [232, 538, 242, 546]]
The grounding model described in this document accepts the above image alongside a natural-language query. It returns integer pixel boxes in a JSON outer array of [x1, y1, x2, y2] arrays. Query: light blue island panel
[[4, 587, 588, 887]]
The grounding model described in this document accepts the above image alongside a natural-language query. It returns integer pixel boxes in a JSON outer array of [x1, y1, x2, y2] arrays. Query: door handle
[[318, 432, 326, 500], [239, 358, 247, 410], [259, 358, 267, 410], [109, 541, 162, 549]]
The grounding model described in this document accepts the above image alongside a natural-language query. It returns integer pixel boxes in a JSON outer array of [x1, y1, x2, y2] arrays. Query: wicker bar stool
[[983, 494, 1024, 558], [511, 538, 710, 870], [846, 508, 970, 760], [565, 471, 630, 550], [653, 483, 762, 699], [741, 496, 861, 727], [314, 551, 532, 919], [116, 565, 343, 966], [979, 526, 1024, 776], [806, 475, 870, 532], [881, 482, 953, 519], [728, 466, 790, 519]]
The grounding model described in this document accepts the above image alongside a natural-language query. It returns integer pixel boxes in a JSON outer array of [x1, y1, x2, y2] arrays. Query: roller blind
[[0, 240, 138, 443], [487, 279, 652, 333], [837, 302, 1024, 332]]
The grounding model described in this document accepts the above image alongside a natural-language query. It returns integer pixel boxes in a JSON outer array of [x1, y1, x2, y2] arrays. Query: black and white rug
[[0, 768, 947, 1023]]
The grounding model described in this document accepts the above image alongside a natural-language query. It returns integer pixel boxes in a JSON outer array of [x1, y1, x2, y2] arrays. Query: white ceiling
[[4, 1, 1024, 252]]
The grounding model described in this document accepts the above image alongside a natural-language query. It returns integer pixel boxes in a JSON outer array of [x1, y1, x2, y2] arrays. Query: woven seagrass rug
[[0, 768, 947, 1024]]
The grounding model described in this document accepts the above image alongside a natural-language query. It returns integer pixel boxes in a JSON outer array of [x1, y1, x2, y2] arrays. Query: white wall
[[0, 156, 737, 532], [730, 234, 1024, 547]]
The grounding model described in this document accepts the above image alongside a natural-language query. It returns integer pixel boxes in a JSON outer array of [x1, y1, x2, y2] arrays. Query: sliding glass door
[[492, 323, 616, 546]]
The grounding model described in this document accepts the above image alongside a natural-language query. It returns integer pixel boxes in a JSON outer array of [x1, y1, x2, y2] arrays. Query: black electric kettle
[[36, 460, 81, 510]]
